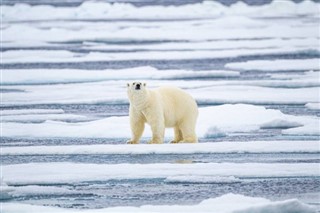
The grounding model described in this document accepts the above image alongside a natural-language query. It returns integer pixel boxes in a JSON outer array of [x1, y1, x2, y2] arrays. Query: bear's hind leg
[[180, 123, 198, 143], [170, 126, 183, 143]]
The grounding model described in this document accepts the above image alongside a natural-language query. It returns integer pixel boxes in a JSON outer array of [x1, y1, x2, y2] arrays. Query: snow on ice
[[2, 141, 319, 155], [2, 0, 319, 21], [2, 104, 319, 138], [2, 162, 319, 185], [1, 193, 315, 213]]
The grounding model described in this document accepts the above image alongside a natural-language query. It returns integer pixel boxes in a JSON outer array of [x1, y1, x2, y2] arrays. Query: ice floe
[[282, 125, 320, 136], [2, 48, 318, 64], [83, 38, 319, 52], [1, 113, 89, 123], [3, 185, 83, 197], [1, 67, 239, 85], [260, 119, 302, 129], [1, 109, 64, 116], [225, 59, 320, 71], [164, 176, 241, 184], [2, 0, 319, 22], [2, 67, 319, 90], [1, 109, 89, 123], [2, 141, 319, 155], [1, 193, 315, 213], [305, 103, 320, 110], [0, 178, 13, 200], [1, 104, 319, 138], [192, 85, 319, 105], [2, 80, 319, 105], [2, 162, 319, 185], [2, 23, 318, 50]]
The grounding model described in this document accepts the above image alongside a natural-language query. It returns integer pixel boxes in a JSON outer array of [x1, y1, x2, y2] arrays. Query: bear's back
[[155, 86, 198, 127]]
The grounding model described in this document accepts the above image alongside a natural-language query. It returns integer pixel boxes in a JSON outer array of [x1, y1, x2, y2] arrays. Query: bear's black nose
[[135, 83, 141, 90]]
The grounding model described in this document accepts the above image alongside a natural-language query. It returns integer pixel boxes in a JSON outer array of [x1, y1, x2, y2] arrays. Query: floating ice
[[2, 141, 319, 156], [1, 109, 64, 116], [260, 119, 302, 129], [7, 185, 91, 198], [305, 103, 320, 110], [204, 127, 227, 138], [1, 193, 315, 213], [1, 113, 89, 123], [193, 85, 319, 105], [1, 67, 239, 85], [1, 109, 89, 123], [84, 38, 318, 52], [225, 59, 320, 71], [2, 80, 319, 106], [2, 162, 319, 185], [164, 176, 241, 184], [0, 178, 13, 200], [1, 104, 318, 138], [2, 0, 319, 21], [2, 48, 318, 64], [2, 67, 319, 88], [282, 124, 320, 136]]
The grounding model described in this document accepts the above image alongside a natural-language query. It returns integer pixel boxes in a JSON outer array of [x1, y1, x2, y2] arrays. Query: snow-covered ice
[[164, 176, 241, 184], [1, 113, 89, 123], [2, 104, 319, 138], [1, 67, 239, 85], [2, 141, 319, 155], [1, 0, 319, 211], [3, 48, 318, 64], [305, 103, 320, 110], [1, 109, 64, 116], [2, 0, 319, 21], [2, 162, 319, 185], [1, 193, 315, 213], [225, 59, 320, 71], [1, 109, 89, 123], [2, 81, 319, 106]]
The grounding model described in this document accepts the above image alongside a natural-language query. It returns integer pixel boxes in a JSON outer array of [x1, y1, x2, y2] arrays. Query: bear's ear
[[127, 83, 130, 87], [143, 83, 146, 87]]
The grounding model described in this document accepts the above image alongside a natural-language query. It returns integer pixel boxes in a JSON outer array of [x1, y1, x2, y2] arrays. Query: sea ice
[[1, 67, 239, 85], [2, 141, 319, 155], [305, 103, 320, 110], [2, 0, 319, 21], [0, 193, 315, 213], [1, 104, 318, 138], [2, 47, 318, 64], [2, 80, 319, 106], [225, 59, 320, 71], [2, 162, 319, 185]]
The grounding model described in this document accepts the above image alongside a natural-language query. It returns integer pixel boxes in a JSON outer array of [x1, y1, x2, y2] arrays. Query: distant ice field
[[1, 0, 320, 211]]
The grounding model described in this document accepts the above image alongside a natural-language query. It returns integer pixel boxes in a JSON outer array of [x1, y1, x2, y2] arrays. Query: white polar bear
[[126, 82, 198, 144]]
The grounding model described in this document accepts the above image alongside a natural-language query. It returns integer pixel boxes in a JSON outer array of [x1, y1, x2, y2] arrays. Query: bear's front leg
[[148, 122, 165, 144], [127, 107, 145, 144]]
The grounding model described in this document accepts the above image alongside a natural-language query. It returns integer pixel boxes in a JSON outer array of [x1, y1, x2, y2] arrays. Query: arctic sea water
[[1, 0, 320, 212]]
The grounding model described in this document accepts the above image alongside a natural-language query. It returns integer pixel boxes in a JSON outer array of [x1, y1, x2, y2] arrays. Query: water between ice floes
[[1, 0, 320, 211]]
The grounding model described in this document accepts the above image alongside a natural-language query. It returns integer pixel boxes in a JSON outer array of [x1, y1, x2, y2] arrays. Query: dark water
[[1, 0, 320, 211], [2, 153, 320, 165], [9, 177, 320, 209]]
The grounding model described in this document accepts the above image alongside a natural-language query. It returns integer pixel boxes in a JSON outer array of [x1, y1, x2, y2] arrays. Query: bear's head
[[127, 82, 148, 106], [127, 82, 147, 92]]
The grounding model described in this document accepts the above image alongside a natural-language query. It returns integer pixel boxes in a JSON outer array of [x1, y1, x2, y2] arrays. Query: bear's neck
[[130, 90, 149, 110]]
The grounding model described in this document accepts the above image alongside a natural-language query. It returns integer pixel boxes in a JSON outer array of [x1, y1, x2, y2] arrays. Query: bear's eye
[[133, 83, 136, 85]]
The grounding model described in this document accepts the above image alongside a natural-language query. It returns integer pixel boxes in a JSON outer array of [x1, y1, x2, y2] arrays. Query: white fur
[[127, 82, 198, 144]]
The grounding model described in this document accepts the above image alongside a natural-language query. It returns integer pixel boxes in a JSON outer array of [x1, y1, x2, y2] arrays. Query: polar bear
[[126, 82, 198, 144]]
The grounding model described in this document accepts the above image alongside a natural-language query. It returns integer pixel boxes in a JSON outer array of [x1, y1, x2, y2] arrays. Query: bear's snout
[[135, 83, 141, 90]]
